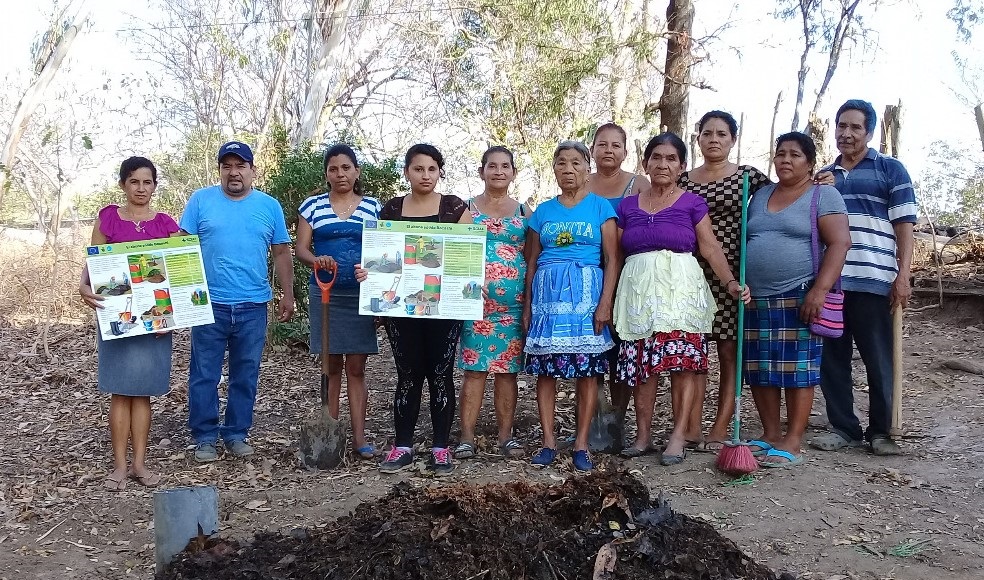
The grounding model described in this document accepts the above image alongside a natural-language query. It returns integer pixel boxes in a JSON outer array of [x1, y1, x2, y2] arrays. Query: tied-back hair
[[553, 140, 591, 165], [481, 145, 515, 169], [697, 110, 739, 137], [775, 131, 818, 170], [119, 156, 157, 184], [592, 122, 628, 146], [323, 143, 363, 196], [405, 143, 446, 179], [642, 132, 688, 166]]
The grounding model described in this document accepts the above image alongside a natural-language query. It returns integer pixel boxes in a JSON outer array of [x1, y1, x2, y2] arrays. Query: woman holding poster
[[454, 146, 529, 461], [296, 144, 382, 460], [374, 144, 472, 477], [522, 141, 620, 472], [79, 157, 180, 491]]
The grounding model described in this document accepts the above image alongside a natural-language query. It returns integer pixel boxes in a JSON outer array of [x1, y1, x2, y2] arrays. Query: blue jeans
[[819, 291, 895, 442], [188, 302, 268, 444]]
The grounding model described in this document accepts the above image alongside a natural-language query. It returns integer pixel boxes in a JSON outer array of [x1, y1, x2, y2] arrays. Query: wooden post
[[974, 103, 984, 153], [736, 112, 745, 165], [880, 101, 904, 438], [768, 92, 782, 179], [688, 122, 698, 170]]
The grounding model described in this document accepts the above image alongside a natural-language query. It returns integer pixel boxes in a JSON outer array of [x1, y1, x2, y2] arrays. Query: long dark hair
[[323, 143, 363, 196]]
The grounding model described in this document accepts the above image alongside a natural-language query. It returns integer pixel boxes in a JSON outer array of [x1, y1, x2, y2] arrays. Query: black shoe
[[428, 447, 454, 477], [379, 447, 414, 473]]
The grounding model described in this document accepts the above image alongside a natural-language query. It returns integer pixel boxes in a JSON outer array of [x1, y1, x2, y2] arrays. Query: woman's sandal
[[356, 445, 376, 459], [693, 440, 726, 454], [453, 441, 476, 459], [103, 473, 127, 491], [620, 445, 651, 458], [127, 471, 161, 487], [499, 438, 524, 458]]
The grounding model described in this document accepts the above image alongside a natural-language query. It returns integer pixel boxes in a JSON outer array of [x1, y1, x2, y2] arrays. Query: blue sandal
[[760, 448, 805, 468], [747, 440, 774, 457], [356, 445, 375, 459]]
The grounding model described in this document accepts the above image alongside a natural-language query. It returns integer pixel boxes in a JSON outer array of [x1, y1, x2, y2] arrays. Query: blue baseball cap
[[217, 141, 254, 164]]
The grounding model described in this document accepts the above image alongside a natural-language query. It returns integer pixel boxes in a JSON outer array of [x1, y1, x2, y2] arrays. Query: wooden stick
[[768, 92, 782, 179], [920, 202, 944, 307], [890, 307, 904, 437], [736, 112, 745, 165]]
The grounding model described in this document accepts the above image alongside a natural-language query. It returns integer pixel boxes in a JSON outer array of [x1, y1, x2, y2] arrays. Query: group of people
[[81, 98, 917, 488]]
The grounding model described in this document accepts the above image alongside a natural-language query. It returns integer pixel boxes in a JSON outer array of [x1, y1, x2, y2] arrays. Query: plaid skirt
[[743, 287, 821, 389]]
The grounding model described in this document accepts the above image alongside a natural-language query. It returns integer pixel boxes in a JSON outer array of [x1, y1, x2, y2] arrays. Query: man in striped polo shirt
[[811, 99, 917, 456]]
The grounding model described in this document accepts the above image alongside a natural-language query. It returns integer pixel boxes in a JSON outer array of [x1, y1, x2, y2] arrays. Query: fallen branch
[[35, 518, 68, 543]]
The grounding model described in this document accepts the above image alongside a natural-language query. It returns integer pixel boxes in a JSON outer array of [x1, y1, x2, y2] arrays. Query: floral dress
[[458, 204, 527, 373]]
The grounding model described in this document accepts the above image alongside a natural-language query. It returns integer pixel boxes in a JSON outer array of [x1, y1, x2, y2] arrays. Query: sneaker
[[194, 443, 218, 463], [572, 450, 593, 472], [429, 448, 454, 477], [870, 436, 902, 456], [379, 447, 414, 474], [225, 440, 254, 457], [531, 448, 557, 466]]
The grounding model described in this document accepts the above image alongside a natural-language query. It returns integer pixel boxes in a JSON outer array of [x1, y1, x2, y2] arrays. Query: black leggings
[[385, 318, 462, 448]]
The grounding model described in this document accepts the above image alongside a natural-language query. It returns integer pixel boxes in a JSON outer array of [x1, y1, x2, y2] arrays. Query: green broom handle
[[732, 171, 749, 443]]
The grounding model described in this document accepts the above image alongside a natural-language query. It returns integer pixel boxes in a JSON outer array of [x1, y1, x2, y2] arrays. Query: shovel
[[299, 261, 347, 470]]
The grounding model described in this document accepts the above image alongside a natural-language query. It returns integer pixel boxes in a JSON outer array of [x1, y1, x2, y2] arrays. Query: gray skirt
[[97, 332, 173, 396], [309, 287, 379, 355]]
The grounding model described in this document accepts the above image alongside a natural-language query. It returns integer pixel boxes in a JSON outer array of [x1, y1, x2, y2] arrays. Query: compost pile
[[160, 472, 779, 580]]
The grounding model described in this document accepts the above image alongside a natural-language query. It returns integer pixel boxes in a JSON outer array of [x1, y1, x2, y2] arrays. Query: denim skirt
[[97, 332, 172, 396], [308, 286, 379, 355]]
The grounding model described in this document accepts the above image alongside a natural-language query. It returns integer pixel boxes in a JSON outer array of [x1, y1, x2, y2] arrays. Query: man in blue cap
[[180, 141, 294, 462]]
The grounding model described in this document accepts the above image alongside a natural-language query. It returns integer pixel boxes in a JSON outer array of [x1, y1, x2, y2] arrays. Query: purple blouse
[[98, 205, 180, 243], [616, 192, 709, 256]]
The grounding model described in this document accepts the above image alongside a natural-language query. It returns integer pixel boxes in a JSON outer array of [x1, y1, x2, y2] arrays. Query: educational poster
[[359, 220, 487, 321], [85, 236, 214, 340]]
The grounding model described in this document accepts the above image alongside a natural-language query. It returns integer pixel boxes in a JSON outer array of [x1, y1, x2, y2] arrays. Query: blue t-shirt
[[298, 194, 382, 293], [180, 185, 291, 304], [528, 193, 616, 267], [745, 184, 847, 297]]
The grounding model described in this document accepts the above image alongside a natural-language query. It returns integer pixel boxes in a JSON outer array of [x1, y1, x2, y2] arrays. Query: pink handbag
[[809, 186, 844, 338]]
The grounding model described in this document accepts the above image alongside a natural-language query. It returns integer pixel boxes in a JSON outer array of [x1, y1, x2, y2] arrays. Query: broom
[[716, 171, 759, 476]]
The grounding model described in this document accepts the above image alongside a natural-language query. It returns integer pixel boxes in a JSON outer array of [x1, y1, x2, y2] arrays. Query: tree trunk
[[879, 102, 901, 158], [768, 91, 783, 179], [657, 0, 694, 136], [804, 111, 831, 168], [295, 0, 353, 145], [790, 3, 814, 132], [809, 0, 863, 117], [0, 23, 82, 213], [974, 103, 984, 152]]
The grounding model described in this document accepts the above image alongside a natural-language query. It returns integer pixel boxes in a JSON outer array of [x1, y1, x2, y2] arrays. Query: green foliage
[[434, 0, 613, 165], [920, 140, 984, 227]]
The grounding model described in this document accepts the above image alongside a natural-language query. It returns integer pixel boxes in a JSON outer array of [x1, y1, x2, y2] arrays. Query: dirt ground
[[1, 264, 983, 579]]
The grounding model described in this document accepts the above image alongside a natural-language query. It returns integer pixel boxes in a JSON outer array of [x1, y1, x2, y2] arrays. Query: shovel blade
[[298, 409, 347, 469], [588, 400, 625, 454]]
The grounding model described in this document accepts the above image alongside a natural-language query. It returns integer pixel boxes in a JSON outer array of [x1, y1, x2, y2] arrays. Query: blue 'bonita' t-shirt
[[528, 193, 617, 267], [179, 185, 291, 304]]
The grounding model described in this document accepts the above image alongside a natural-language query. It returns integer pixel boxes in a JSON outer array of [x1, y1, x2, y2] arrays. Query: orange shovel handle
[[312, 262, 337, 304]]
